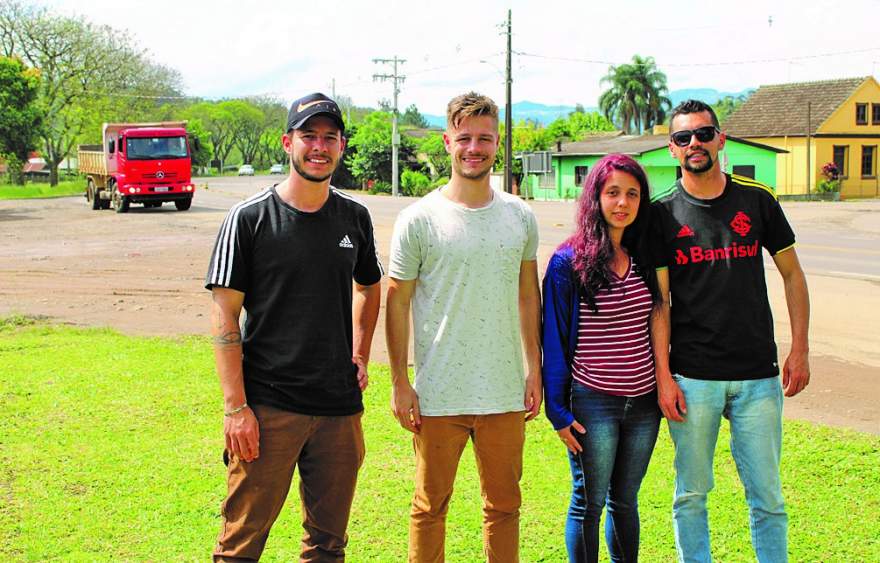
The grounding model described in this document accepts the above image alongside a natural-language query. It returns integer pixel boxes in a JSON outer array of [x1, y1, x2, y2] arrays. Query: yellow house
[[724, 76, 880, 199]]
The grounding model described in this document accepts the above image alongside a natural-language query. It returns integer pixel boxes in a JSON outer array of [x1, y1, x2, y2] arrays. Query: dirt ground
[[1, 181, 877, 435]]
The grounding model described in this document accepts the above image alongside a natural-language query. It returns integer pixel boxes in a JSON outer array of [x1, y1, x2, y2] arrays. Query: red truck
[[78, 121, 196, 212]]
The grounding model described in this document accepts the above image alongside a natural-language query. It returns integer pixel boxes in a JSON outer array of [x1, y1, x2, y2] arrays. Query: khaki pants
[[213, 404, 365, 562], [409, 412, 525, 563]]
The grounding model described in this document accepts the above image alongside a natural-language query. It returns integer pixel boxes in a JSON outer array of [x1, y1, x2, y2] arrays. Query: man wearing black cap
[[206, 92, 383, 561]]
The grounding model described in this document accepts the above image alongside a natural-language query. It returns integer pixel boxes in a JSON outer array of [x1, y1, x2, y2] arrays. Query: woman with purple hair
[[542, 153, 662, 562]]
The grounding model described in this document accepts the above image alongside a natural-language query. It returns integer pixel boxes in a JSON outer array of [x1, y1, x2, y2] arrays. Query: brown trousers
[[409, 412, 526, 563], [213, 404, 365, 562]]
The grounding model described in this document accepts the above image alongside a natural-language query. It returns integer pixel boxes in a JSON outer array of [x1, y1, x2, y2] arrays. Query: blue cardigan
[[541, 246, 582, 430]]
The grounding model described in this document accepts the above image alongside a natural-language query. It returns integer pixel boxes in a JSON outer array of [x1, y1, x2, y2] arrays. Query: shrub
[[817, 179, 840, 193], [431, 176, 450, 188], [368, 180, 392, 195], [401, 169, 432, 197]]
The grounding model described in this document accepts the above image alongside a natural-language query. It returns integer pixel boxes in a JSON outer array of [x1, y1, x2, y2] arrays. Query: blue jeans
[[667, 375, 787, 563], [565, 383, 661, 563]]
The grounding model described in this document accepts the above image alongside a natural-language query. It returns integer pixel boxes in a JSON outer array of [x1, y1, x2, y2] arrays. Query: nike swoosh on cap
[[298, 99, 329, 112]]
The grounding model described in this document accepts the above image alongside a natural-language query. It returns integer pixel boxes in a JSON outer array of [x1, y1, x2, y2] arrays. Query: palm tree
[[598, 55, 671, 134]]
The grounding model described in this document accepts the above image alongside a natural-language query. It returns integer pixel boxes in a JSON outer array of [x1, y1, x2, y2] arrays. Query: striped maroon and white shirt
[[571, 257, 656, 396]]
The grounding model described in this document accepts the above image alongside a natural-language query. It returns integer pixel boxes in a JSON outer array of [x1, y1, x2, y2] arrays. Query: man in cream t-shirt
[[386, 91, 542, 563]]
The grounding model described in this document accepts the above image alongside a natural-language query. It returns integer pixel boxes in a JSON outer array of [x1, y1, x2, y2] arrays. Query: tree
[[226, 99, 265, 165], [0, 56, 42, 185], [185, 118, 213, 169], [401, 104, 429, 128], [547, 112, 615, 143], [598, 55, 671, 134], [332, 123, 358, 189], [183, 101, 236, 171], [568, 111, 615, 139], [0, 1, 183, 185], [496, 120, 554, 177], [418, 132, 451, 179], [251, 96, 287, 167], [345, 111, 416, 184], [713, 92, 752, 125]]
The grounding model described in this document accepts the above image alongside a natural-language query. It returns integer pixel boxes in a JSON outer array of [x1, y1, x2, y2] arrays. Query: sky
[[46, 0, 880, 115]]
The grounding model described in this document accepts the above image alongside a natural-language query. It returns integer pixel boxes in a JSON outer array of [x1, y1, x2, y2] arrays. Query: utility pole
[[373, 57, 406, 197], [504, 9, 513, 194], [806, 101, 811, 198]]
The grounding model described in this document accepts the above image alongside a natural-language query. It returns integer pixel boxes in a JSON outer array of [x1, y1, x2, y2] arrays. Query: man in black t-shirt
[[205, 93, 382, 561], [650, 100, 810, 563]]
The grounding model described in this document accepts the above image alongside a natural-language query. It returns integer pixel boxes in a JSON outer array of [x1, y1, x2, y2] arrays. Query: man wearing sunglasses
[[649, 99, 810, 562]]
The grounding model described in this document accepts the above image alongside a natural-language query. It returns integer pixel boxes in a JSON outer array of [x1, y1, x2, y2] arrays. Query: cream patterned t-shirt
[[388, 187, 539, 416]]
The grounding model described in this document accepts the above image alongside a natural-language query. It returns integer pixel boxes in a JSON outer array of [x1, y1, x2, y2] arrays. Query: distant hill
[[421, 88, 754, 128], [423, 114, 446, 128], [424, 101, 599, 128], [669, 88, 754, 107]]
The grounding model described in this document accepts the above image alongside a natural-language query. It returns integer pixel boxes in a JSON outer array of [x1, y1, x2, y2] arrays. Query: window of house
[[856, 103, 868, 125], [574, 166, 589, 187], [833, 145, 849, 178], [732, 165, 755, 179], [872, 104, 880, 126], [862, 146, 876, 178]]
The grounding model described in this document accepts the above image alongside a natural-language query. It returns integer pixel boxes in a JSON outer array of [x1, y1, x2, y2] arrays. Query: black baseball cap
[[287, 93, 345, 134]]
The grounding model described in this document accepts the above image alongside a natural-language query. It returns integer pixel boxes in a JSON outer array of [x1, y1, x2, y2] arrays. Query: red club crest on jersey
[[730, 211, 751, 237]]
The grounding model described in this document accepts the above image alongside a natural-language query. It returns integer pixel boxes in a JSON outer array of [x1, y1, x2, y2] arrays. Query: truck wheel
[[111, 182, 129, 213], [88, 180, 101, 210], [174, 197, 192, 211]]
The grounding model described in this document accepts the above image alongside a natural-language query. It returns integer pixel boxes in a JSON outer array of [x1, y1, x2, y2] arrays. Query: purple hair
[[563, 153, 659, 310]]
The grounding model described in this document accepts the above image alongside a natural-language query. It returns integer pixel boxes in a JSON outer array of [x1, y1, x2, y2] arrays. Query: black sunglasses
[[670, 126, 720, 147]]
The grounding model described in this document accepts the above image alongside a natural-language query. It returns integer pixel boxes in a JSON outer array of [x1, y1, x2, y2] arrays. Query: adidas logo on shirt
[[676, 224, 695, 238], [339, 235, 354, 249]]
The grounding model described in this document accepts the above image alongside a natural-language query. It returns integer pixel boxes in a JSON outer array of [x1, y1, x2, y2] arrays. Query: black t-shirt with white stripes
[[206, 186, 383, 416]]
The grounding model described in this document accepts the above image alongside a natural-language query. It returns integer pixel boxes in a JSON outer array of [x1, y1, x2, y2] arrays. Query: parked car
[[237, 164, 254, 176], [270, 164, 284, 174]]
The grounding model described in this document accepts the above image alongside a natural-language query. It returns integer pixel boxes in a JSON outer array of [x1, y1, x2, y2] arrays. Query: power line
[[407, 53, 505, 76], [516, 47, 880, 68], [334, 53, 505, 92]]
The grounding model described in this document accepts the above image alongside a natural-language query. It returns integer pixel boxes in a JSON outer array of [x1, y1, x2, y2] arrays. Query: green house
[[521, 132, 787, 201]]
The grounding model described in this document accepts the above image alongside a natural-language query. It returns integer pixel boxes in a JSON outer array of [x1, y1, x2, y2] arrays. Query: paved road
[[196, 176, 880, 282]]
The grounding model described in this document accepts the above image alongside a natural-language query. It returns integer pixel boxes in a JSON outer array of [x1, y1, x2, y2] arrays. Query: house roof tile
[[724, 77, 868, 137]]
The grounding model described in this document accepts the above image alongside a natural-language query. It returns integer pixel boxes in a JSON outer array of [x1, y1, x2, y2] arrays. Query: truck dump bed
[[77, 145, 106, 176]]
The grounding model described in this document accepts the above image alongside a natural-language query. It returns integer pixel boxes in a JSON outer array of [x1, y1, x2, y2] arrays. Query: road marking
[[826, 271, 880, 282], [764, 261, 880, 282], [798, 243, 880, 256]]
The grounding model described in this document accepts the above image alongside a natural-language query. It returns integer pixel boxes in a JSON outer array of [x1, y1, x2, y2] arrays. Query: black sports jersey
[[649, 174, 795, 380], [205, 186, 383, 415]]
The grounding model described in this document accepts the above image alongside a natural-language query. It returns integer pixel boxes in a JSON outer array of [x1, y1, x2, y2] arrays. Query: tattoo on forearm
[[213, 330, 242, 347]]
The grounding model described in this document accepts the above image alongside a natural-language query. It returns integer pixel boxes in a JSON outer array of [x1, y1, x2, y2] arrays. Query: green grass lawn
[[1, 317, 878, 561], [0, 180, 84, 200]]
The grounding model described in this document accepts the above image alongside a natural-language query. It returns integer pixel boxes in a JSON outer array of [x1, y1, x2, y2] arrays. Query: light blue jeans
[[667, 375, 787, 563]]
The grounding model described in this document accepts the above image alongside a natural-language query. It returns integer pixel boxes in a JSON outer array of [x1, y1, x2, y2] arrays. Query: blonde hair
[[446, 92, 499, 129]]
